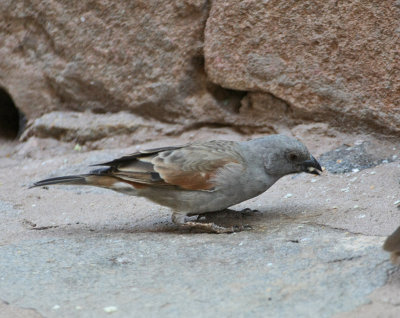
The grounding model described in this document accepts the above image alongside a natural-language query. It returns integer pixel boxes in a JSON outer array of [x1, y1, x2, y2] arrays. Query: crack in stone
[[300, 221, 378, 237], [30, 225, 59, 231], [327, 255, 363, 263]]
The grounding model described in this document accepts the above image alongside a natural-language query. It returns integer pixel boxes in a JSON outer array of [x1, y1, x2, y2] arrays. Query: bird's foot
[[238, 208, 260, 216]]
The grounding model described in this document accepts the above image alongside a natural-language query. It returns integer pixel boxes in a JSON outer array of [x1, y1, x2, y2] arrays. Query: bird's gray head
[[248, 135, 322, 177]]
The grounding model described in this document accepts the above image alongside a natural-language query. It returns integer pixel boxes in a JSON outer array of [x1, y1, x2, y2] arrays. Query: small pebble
[[370, 171, 376, 175], [52, 305, 60, 310], [80, 16, 85, 22], [104, 306, 118, 313], [394, 200, 400, 205], [356, 214, 366, 219], [341, 187, 350, 192], [352, 168, 359, 173], [310, 178, 317, 183], [353, 205, 359, 209], [284, 193, 293, 199]]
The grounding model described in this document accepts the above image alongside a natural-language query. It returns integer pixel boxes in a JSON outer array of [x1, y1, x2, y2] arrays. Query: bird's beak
[[302, 155, 322, 175]]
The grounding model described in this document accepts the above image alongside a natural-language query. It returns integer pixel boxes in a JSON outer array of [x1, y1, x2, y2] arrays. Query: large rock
[[1, 0, 400, 139], [20, 111, 178, 144], [205, 0, 400, 133], [0, 0, 245, 127]]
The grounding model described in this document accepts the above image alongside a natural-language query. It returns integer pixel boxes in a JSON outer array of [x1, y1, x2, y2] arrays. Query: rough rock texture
[[0, 301, 43, 318], [205, 0, 400, 133], [1, 128, 400, 317], [1, 0, 400, 139], [0, 224, 392, 318], [20, 111, 181, 146], [2, 2, 400, 316], [0, 0, 247, 127], [335, 268, 400, 318]]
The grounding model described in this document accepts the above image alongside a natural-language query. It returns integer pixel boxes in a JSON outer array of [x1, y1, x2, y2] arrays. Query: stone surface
[[1, 128, 400, 317], [319, 141, 397, 174], [1, 0, 400, 315], [0, 224, 392, 318], [205, 0, 400, 133], [336, 269, 400, 318], [20, 111, 179, 145], [1, 0, 400, 140], [0, 301, 43, 318], [0, 0, 245, 128]]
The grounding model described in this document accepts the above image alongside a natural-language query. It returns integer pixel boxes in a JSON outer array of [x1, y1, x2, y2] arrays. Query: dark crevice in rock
[[0, 87, 26, 139], [191, 54, 248, 114], [206, 82, 247, 114]]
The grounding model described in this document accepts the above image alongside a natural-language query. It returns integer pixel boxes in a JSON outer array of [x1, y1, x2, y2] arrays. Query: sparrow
[[31, 134, 322, 233]]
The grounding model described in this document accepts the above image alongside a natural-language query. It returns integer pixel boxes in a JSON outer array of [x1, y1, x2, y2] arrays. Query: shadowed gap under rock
[[191, 55, 248, 114], [0, 88, 26, 139]]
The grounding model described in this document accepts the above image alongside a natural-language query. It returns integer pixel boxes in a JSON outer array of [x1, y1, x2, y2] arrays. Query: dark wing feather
[[90, 141, 244, 191], [93, 145, 184, 166]]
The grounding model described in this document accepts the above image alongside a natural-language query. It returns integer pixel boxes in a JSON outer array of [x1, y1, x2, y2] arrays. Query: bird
[[31, 134, 322, 233]]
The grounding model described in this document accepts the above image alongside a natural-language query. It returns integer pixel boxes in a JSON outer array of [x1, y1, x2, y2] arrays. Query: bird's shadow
[[26, 203, 324, 236]]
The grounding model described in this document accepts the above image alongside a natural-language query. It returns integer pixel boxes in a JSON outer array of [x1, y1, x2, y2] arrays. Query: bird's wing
[[93, 141, 245, 191]]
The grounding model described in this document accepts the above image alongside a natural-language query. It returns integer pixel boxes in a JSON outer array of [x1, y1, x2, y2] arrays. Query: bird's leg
[[195, 210, 228, 221], [172, 213, 247, 234]]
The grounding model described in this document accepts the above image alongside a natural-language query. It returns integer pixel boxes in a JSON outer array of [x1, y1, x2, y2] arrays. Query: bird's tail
[[31, 168, 138, 195], [30, 167, 114, 189], [30, 175, 89, 188]]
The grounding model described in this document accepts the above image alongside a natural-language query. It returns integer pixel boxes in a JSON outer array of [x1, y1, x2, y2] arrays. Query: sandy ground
[[0, 124, 399, 317]]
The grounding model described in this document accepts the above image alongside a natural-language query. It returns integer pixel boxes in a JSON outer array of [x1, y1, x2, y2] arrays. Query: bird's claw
[[239, 208, 260, 216], [233, 224, 253, 231]]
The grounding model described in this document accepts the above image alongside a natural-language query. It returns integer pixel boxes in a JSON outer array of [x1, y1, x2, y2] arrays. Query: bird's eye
[[288, 153, 298, 161]]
